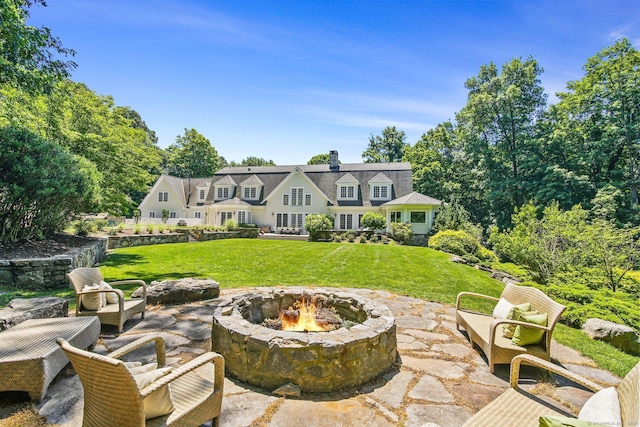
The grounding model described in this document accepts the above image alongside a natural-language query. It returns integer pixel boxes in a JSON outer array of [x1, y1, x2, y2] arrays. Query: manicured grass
[[99, 239, 638, 377], [100, 239, 504, 307]]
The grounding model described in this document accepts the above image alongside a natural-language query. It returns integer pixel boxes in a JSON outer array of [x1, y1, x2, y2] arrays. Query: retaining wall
[[107, 233, 188, 249], [0, 238, 107, 290]]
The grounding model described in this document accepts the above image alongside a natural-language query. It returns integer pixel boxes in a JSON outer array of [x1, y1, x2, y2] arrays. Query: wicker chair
[[463, 354, 640, 426], [456, 283, 566, 372], [58, 334, 225, 427], [67, 267, 147, 333]]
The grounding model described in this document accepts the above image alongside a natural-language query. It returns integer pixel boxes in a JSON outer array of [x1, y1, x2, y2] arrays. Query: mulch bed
[[0, 234, 98, 260]]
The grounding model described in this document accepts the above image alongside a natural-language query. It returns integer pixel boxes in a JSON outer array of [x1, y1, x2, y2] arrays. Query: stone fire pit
[[211, 288, 397, 393]]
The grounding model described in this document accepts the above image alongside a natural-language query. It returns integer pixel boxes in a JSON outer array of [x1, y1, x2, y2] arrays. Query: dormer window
[[242, 186, 258, 200], [368, 173, 392, 201], [371, 185, 389, 199], [338, 185, 356, 200], [216, 187, 231, 200], [336, 173, 359, 201]]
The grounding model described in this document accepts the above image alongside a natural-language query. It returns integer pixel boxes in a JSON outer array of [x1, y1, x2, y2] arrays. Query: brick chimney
[[329, 150, 339, 170]]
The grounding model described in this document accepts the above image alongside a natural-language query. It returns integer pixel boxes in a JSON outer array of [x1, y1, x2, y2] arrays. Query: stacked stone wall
[[106, 233, 188, 249], [0, 239, 107, 290]]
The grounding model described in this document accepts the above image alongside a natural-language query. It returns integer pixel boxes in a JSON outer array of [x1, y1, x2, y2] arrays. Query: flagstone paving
[[5, 287, 623, 426]]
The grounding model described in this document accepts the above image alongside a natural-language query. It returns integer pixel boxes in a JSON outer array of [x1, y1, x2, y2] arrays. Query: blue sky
[[29, 0, 639, 165]]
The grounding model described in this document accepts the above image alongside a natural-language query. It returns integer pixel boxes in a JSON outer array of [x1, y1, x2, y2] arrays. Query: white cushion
[[578, 387, 621, 425], [98, 280, 119, 304], [492, 298, 514, 319], [128, 363, 158, 375], [124, 361, 142, 368], [81, 284, 104, 310], [133, 367, 174, 419]]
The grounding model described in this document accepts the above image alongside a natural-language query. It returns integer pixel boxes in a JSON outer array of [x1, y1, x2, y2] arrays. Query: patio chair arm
[[107, 333, 166, 367], [509, 354, 604, 393], [490, 319, 551, 347], [110, 280, 147, 299], [140, 352, 225, 398], [456, 292, 499, 310]]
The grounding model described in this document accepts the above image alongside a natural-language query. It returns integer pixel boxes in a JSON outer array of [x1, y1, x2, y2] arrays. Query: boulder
[[133, 278, 220, 305], [0, 297, 68, 331], [582, 318, 640, 356]]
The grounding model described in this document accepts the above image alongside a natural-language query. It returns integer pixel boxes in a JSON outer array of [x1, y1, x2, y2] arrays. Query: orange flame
[[279, 298, 331, 332]]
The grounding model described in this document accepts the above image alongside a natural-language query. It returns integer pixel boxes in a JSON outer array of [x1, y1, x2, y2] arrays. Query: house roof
[[382, 192, 442, 206], [213, 162, 413, 207], [335, 173, 359, 184], [239, 174, 265, 186], [213, 176, 237, 186], [147, 161, 433, 209], [368, 172, 393, 183]]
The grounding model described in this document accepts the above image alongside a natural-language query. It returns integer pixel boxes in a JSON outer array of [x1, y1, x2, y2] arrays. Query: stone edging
[[0, 238, 107, 290]]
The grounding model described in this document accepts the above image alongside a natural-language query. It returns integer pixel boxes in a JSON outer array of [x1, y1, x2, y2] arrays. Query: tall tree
[[457, 57, 547, 228], [556, 39, 640, 225], [362, 126, 409, 163], [165, 128, 220, 178], [307, 153, 331, 165], [229, 157, 275, 167], [0, 0, 76, 94]]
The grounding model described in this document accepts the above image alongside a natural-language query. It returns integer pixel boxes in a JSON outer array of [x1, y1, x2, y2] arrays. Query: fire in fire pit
[[266, 297, 342, 332], [211, 288, 397, 393]]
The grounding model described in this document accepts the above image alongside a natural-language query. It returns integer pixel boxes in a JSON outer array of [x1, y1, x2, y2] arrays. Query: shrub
[[94, 219, 108, 231], [305, 214, 334, 241], [382, 235, 389, 244], [158, 224, 165, 233], [146, 224, 155, 234], [360, 212, 386, 231], [429, 229, 497, 264], [133, 209, 141, 224], [133, 224, 141, 234], [390, 222, 413, 244], [239, 223, 257, 228], [360, 235, 367, 243], [225, 219, 238, 231], [107, 227, 118, 236], [161, 209, 169, 224], [345, 231, 355, 242], [116, 222, 126, 232], [0, 126, 100, 244], [71, 220, 96, 237]]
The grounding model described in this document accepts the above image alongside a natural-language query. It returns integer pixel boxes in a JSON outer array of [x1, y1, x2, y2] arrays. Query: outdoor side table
[[0, 316, 101, 401]]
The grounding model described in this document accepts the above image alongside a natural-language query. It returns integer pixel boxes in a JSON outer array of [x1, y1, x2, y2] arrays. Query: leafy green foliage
[[390, 221, 413, 244], [161, 209, 169, 224], [225, 219, 238, 231], [360, 212, 386, 231], [0, 0, 76, 94], [305, 213, 334, 241], [164, 128, 220, 178], [71, 220, 96, 237], [0, 126, 99, 243], [429, 229, 497, 264], [228, 157, 275, 167], [362, 126, 409, 163], [307, 153, 331, 165]]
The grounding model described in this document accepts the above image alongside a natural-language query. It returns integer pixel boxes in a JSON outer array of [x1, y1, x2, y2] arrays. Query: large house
[[138, 151, 442, 237]]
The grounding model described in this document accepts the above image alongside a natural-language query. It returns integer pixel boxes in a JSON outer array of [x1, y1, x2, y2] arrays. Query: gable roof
[[335, 173, 359, 184], [262, 167, 331, 204], [213, 175, 237, 186], [368, 172, 393, 183], [382, 192, 442, 206], [239, 174, 265, 186]]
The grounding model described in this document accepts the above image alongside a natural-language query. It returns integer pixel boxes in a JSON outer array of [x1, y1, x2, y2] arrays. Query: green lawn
[[3, 238, 637, 377], [100, 239, 504, 307]]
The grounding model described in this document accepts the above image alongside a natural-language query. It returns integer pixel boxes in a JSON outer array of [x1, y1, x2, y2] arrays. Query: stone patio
[[2, 288, 622, 426]]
